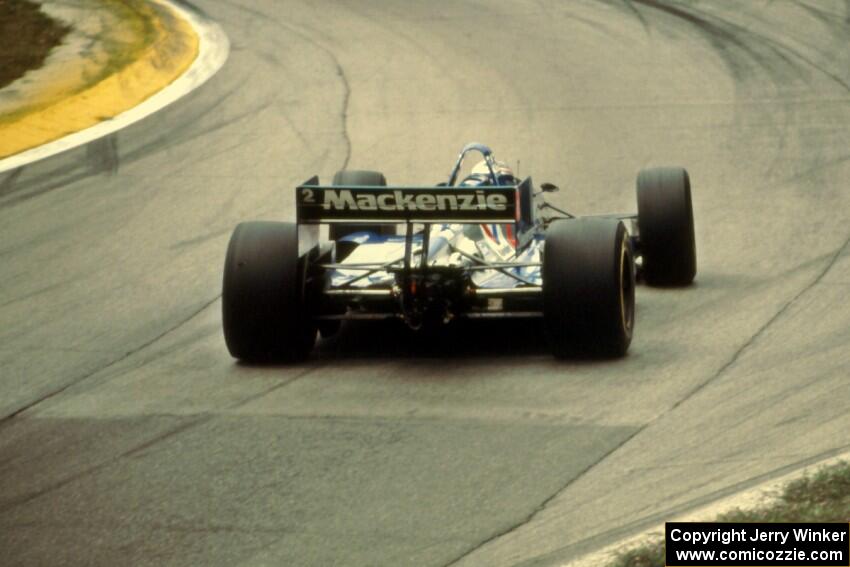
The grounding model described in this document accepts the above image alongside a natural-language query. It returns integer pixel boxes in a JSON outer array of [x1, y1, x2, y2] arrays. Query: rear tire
[[636, 167, 696, 285], [222, 221, 316, 362], [543, 218, 635, 357], [328, 170, 394, 242]]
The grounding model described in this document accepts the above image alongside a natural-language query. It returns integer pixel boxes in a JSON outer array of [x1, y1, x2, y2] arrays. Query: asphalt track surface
[[2, 1, 850, 565]]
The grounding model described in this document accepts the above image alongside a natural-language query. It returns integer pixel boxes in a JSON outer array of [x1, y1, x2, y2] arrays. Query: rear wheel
[[636, 167, 696, 285], [328, 170, 394, 242], [543, 218, 635, 357], [222, 221, 316, 362]]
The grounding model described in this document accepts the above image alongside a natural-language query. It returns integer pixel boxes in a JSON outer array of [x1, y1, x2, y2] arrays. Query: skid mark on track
[[547, 4, 625, 41], [85, 134, 120, 176], [0, 167, 22, 195], [117, 85, 256, 168], [620, 0, 650, 33], [169, 226, 233, 249], [0, 72, 243, 207], [622, 0, 850, 178], [798, 2, 850, 36], [335, 61, 353, 170], [617, 0, 799, 176], [0, 161, 93, 209], [602, 0, 650, 34], [627, 0, 850, 95], [214, 0, 353, 170], [0, 274, 86, 309]]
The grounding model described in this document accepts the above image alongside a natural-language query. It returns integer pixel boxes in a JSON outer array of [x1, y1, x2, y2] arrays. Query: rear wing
[[296, 176, 518, 225]]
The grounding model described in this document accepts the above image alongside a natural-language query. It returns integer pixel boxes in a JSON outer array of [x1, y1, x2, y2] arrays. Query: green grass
[[610, 460, 850, 567], [81, 0, 159, 91], [0, 0, 69, 90], [0, 0, 159, 124]]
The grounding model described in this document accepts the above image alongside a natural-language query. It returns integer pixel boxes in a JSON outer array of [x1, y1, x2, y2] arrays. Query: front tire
[[328, 170, 394, 242], [636, 167, 696, 286], [543, 218, 635, 357], [222, 221, 316, 362]]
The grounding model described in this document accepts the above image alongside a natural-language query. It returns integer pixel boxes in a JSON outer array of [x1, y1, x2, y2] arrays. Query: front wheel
[[328, 170, 395, 243], [543, 218, 635, 358], [636, 167, 696, 286], [222, 221, 316, 362]]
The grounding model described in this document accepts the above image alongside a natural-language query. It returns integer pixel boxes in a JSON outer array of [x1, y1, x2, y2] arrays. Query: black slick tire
[[636, 167, 696, 286], [328, 170, 394, 242], [222, 221, 316, 362], [543, 218, 635, 358]]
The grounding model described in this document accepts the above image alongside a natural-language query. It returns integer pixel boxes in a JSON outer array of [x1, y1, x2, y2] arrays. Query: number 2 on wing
[[302, 189, 315, 203]]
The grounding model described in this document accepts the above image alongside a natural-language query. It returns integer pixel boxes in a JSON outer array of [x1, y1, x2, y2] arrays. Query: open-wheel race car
[[222, 143, 696, 361]]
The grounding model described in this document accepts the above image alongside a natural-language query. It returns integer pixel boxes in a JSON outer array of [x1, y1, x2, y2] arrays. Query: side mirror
[[540, 182, 559, 193]]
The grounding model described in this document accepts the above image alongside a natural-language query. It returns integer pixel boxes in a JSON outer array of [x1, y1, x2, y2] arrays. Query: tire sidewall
[[543, 218, 634, 357]]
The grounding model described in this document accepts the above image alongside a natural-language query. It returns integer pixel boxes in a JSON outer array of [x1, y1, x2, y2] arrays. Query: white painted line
[[561, 450, 850, 567], [0, 0, 230, 174]]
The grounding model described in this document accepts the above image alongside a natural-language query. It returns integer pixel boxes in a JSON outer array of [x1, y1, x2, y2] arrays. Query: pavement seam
[[502, 233, 850, 566], [0, 295, 220, 426], [441, 426, 646, 567], [0, 363, 329, 513], [669, 229, 850, 414]]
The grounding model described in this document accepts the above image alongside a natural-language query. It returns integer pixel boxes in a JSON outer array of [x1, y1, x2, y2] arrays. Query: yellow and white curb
[[0, 0, 229, 173], [561, 450, 850, 567]]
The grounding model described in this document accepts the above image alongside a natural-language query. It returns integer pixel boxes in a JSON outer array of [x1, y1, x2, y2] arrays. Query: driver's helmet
[[460, 159, 517, 186], [458, 159, 518, 249]]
